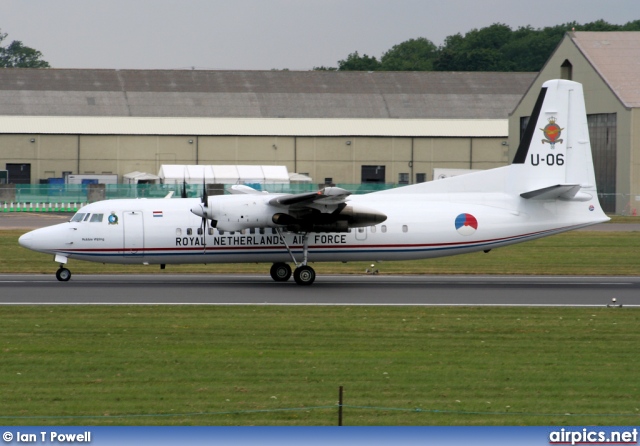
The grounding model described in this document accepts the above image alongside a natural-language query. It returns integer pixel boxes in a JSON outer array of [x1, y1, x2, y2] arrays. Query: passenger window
[[358, 228, 364, 233], [219, 230, 225, 235], [187, 228, 192, 235], [259, 228, 265, 234], [176, 228, 182, 236], [381, 225, 387, 233], [249, 228, 255, 234], [208, 228, 214, 235], [70, 213, 86, 222], [90, 213, 104, 223], [371, 226, 377, 233], [197, 228, 203, 235], [402, 225, 408, 233]]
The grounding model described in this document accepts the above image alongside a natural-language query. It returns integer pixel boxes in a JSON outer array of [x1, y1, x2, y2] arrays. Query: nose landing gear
[[55, 266, 71, 282]]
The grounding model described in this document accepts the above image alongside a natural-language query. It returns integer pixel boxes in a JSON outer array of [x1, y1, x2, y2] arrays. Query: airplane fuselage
[[19, 189, 603, 266]]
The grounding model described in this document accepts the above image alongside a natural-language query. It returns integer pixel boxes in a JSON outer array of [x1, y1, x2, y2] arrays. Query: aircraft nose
[[18, 232, 34, 249]]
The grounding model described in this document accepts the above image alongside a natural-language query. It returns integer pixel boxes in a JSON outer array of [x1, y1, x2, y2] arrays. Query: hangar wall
[[0, 134, 508, 185]]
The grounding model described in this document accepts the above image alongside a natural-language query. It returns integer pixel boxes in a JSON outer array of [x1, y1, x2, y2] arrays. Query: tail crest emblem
[[540, 117, 564, 149]]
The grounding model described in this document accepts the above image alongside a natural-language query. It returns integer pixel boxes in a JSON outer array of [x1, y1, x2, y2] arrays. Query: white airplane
[[19, 79, 609, 285]]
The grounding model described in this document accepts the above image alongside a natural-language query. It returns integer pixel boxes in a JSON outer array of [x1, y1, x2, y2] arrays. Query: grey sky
[[1, 0, 638, 70]]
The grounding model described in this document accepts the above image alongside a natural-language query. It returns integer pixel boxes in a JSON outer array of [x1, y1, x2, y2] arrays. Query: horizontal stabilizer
[[520, 184, 591, 201]]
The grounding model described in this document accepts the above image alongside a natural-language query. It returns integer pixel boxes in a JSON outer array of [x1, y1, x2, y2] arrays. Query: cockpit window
[[83, 213, 91, 222], [90, 213, 104, 223], [70, 213, 86, 222]]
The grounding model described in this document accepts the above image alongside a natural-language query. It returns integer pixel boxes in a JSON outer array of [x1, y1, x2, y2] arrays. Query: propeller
[[199, 177, 209, 253]]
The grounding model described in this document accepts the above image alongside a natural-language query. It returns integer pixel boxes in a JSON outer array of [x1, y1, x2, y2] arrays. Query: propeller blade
[[181, 178, 188, 199], [201, 215, 207, 254], [201, 177, 209, 255], [202, 177, 208, 205]]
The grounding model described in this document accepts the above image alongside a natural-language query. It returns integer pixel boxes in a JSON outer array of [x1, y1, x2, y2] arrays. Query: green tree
[[380, 37, 437, 70], [337, 51, 381, 71], [621, 19, 640, 30], [330, 20, 640, 73], [433, 23, 515, 71], [0, 30, 50, 68], [501, 28, 559, 72]]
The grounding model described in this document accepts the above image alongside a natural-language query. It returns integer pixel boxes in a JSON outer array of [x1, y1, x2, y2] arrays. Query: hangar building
[[509, 31, 640, 214], [0, 70, 534, 187]]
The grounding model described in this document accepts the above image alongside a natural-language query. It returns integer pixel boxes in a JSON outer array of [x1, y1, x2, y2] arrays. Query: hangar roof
[[571, 32, 640, 108], [0, 69, 535, 120]]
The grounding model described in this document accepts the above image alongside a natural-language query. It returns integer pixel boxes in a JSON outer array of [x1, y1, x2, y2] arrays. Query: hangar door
[[588, 113, 616, 214], [123, 211, 144, 256]]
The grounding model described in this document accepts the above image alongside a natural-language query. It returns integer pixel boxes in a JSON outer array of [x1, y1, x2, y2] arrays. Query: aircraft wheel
[[293, 265, 315, 286], [270, 262, 292, 282], [56, 267, 71, 282]]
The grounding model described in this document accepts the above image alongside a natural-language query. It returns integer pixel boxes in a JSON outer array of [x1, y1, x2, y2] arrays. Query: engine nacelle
[[191, 193, 387, 233], [338, 205, 387, 227], [192, 195, 275, 232], [272, 204, 386, 233]]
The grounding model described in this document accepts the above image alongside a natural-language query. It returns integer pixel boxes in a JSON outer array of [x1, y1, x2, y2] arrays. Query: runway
[[1, 274, 637, 306]]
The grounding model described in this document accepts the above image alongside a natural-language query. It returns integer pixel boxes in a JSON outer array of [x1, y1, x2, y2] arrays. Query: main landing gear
[[271, 229, 316, 286], [270, 262, 292, 282], [270, 262, 316, 286]]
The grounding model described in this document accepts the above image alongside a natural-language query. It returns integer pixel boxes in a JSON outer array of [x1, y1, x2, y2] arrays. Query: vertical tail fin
[[510, 80, 597, 201]]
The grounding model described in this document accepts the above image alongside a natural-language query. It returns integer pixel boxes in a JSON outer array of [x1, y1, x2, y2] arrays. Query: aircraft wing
[[269, 187, 352, 209], [191, 185, 384, 233]]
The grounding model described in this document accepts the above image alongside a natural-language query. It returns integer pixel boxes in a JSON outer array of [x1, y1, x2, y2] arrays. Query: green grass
[[2, 229, 640, 276], [1, 306, 639, 426]]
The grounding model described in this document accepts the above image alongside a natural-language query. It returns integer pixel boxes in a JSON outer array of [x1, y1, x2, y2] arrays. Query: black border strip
[[512, 87, 547, 164]]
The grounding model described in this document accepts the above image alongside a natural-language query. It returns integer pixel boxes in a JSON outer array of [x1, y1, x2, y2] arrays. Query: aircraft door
[[123, 211, 144, 257]]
